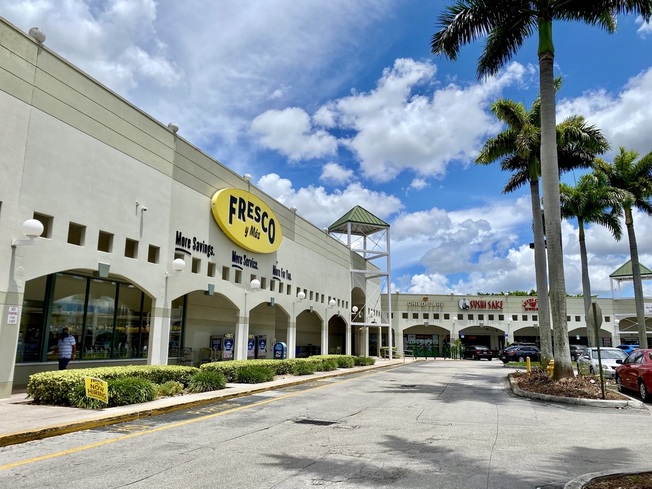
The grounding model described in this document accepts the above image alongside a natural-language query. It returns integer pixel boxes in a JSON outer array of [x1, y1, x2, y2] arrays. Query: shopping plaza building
[[1, 18, 650, 398]]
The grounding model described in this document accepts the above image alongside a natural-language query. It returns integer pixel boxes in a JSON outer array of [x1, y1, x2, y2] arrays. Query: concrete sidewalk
[[0, 358, 407, 447]]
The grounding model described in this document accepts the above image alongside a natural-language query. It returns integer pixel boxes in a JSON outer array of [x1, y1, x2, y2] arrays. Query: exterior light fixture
[[329, 299, 336, 307], [297, 290, 306, 300], [171, 258, 186, 273], [243, 174, 252, 182], [249, 278, 261, 290], [28, 27, 46, 43], [12, 219, 44, 247], [167, 122, 179, 133]]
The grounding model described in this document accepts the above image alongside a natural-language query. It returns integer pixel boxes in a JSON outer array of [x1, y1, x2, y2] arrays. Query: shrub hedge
[[27, 355, 375, 407], [27, 365, 198, 406]]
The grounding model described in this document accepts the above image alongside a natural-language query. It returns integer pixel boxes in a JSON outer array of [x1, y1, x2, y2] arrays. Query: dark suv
[[499, 345, 541, 363]]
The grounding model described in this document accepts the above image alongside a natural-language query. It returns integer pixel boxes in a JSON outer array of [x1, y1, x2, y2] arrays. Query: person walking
[[56, 327, 76, 370]]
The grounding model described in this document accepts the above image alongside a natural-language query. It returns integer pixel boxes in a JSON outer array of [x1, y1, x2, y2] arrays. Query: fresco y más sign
[[211, 188, 282, 253]]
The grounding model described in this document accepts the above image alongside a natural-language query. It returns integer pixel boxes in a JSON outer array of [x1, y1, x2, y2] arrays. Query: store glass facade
[[16, 273, 153, 362]]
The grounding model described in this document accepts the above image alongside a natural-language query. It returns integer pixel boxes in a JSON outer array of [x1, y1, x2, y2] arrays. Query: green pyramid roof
[[328, 205, 389, 236], [610, 260, 652, 278]]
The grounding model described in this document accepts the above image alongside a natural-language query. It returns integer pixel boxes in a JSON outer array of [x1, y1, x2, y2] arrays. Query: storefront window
[[169, 297, 186, 356], [16, 273, 152, 363], [50, 274, 88, 360], [17, 276, 49, 362], [84, 279, 117, 358]]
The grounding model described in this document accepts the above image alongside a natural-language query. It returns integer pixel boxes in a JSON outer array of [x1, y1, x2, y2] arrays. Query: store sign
[[407, 297, 444, 307], [211, 188, 282, 253], [458, 298, 504, 310], [522, 298, 538, 311]]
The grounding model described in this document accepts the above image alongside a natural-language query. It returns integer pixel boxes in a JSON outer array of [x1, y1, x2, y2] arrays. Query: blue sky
[[3, 1, 652, 298]]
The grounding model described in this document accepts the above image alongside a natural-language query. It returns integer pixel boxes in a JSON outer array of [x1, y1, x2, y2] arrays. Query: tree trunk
[[625, 207, 648, 348], [530, 179, 553, 362], [538, 47, 572, 379], [579, 220, 596, 347]]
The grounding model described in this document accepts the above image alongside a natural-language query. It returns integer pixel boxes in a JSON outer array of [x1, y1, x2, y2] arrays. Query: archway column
[[148, 298, 171, 365], [235, 314, 248, 361], [287, 320, 296, 359], [321, 319, 328, 355], [0, 291, 24, 398]]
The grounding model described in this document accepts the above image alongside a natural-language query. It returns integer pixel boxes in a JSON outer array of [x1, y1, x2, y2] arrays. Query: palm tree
[[560, 172, 623, 347], [431, 1, 652, 379], [477, 96, 608, 363], [594, 148, 652, 348]]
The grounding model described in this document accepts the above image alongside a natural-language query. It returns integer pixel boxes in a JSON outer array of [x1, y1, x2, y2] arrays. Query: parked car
[[576, 347, 627, 378], [616, 344, 640, 356], [499, 345, 541, 363], [615, 349, 652, 402], [569, 344, 589, 361], [497, 342, 536, 357], [462, 345, 494, 360]]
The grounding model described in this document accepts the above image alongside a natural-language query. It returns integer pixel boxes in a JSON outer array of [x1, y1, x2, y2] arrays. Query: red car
[[615, 349, 652, 402]]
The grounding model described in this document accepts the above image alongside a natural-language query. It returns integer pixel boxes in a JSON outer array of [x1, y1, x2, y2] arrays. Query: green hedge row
[[27, 355, 375, 407], [199, 355, 374, 380], [27, 365, 199, 406]]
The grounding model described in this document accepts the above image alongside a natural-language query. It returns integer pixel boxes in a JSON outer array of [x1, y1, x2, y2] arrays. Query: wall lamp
[[171, 258, 186, 273], [12, 219, 44, 247]]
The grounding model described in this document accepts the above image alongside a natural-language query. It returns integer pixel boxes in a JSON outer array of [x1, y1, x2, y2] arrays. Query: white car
[[577, 347, 628, 379]]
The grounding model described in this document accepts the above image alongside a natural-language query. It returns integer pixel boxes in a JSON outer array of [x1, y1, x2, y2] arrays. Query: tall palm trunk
[[538, 26, 572, 379], [578, 220, 597, 347], [530, 179, 553, 361], [624, 207, 648, 347]]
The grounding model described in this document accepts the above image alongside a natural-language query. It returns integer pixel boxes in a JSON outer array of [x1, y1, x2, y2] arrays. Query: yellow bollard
[[547, 359, 555, 376], [526, 356, 531, 373]]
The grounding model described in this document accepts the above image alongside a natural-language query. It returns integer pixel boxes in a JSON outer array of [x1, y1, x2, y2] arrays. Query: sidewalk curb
[[508, 374, 646, 409], [0, 361, 402, 448], [564, 468, 652, 488]]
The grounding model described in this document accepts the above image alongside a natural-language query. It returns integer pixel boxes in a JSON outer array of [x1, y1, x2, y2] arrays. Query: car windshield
[[594, 349, 627, 359]]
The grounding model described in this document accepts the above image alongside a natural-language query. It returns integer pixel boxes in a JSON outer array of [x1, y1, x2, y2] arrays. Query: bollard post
[[526, 356, 531, 373]]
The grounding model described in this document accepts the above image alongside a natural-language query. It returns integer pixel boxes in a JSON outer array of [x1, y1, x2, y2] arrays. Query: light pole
[[236, 278, 260, 360], [288, 290, 305, 359], [323, 298, 337, 355]]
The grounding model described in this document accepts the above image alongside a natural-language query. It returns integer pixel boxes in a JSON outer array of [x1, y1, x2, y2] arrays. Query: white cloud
[[335, 60, 535, 182], [320, 162, 355, 185], [256, 173, 403, 228], [409, 178, 428, 190], [636, 15, 652, 37], [250, 108, 338, 160], [557, 67, 652, 157]]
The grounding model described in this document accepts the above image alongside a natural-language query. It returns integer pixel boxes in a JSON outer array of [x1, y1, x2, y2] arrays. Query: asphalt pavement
[[2, 358, 650, 488], [0, 358, 406, 447]]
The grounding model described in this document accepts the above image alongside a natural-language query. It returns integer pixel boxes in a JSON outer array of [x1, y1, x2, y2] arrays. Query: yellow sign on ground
[[84, 377, 109, 404]]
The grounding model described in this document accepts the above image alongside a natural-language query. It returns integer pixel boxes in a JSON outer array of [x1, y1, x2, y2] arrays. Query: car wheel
[[616, 375, 624, 393], [518, 356, 525, 362], [639, 380, 650, 402]]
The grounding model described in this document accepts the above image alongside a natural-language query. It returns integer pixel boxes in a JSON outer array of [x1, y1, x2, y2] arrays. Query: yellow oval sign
[[211, 188, 282, 253]]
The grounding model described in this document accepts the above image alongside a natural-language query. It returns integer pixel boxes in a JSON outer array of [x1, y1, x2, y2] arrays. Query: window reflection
[[17, 273, 152, 363]]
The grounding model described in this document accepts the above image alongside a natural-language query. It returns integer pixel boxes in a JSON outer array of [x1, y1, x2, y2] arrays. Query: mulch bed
[[583, 471, 652, 488], [512, 368, 629, 400]]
